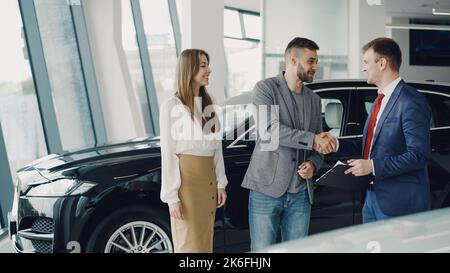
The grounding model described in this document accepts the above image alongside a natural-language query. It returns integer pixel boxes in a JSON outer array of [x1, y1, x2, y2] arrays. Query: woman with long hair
[[159, 49, 228, 253]]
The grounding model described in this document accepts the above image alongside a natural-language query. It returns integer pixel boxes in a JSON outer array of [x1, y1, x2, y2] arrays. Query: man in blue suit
[[319, 37, 432, 223]]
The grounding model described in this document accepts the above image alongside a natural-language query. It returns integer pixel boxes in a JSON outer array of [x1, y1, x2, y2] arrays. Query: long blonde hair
[[175, 49, 219, 133]]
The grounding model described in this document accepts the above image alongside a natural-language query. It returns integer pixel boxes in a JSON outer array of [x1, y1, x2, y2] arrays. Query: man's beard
[[297, 65, 314, 83]]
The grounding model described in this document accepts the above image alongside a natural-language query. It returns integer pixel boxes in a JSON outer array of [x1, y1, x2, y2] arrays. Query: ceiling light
[[386, 23, 450, 31], [432, 8, 450, 16]]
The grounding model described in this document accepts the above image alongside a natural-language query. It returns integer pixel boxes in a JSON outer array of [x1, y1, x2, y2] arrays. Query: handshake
[[313, 132, 337, 154]]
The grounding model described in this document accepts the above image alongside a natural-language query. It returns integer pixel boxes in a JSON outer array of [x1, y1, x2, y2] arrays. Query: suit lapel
[[371, 80, 404, 152], [361, 111, 371, 155], [276, 73, 296, 128]]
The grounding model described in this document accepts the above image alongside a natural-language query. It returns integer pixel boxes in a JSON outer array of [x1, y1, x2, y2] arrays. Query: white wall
[[391, 19, 450, 83], [180, 0, 227, 103], [348, 0, 387, 78], [83, 0, 146, 142], [263, 0, 349, 78], [264, 0, 348, 56]]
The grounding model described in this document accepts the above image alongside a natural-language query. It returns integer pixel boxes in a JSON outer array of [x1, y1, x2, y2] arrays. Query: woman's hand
[[217, 188, 227, 208], [169, 202, 184, 220]]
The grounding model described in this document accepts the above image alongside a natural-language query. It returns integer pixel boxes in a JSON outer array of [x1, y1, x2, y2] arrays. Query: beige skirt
[[171, 154, 217, 253]]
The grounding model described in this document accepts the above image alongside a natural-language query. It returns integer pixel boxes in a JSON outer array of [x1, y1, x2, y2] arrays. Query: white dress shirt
[[159, 96, 228, 205]]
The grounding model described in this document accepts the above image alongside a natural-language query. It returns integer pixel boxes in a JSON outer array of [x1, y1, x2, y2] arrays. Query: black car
[[8, 80, 450, 253]]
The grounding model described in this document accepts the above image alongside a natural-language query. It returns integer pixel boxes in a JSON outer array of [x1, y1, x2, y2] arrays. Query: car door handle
[[233, 161, 249, 166], [226, 143, 248, 149], [231, 144, 248, 148], [432, 145, 450, 152], [346, 122, 360, 126]]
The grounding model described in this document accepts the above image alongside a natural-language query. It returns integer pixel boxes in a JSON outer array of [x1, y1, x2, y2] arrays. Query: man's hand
[[344, 159, 373, 176], [217, 188, 227, 208], [169, 202, 184, 220], [298, 161, 315, 180], [314, 132, 337, 154]]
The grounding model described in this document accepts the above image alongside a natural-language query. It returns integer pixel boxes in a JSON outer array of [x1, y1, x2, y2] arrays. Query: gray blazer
[[241, 72, 324, 200]]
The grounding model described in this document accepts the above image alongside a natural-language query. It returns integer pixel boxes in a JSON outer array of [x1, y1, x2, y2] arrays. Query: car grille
[[32, 240, 53, 253], [17, 217, 55, 253], [31, 217, 54, 234]]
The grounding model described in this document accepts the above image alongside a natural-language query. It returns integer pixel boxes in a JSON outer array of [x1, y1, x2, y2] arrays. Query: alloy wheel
[[104, 221, 173, 253]]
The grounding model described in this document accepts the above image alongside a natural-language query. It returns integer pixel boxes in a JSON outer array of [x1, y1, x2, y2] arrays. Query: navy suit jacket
[[338, 80, 432, 217]]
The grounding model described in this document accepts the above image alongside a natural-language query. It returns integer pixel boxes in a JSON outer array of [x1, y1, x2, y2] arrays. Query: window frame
[[421, 90, 450, 129], [129, 0, 182, 136], [0, 122, 13, 227], [224, 7, 261, 98], [19, 0, 107, 153], [315, 89, 352, 137], [224, 6, 260, 43]]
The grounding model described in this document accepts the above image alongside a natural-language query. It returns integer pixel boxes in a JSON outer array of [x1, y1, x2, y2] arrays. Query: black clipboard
[[315, 161, 373, 191]]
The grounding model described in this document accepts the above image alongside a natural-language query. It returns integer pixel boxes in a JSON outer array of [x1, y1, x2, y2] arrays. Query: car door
[[418, 89, 450, 209], [220, 104, 255, 252], [309, 88, 360, 234], [350, 87, 380, 222]]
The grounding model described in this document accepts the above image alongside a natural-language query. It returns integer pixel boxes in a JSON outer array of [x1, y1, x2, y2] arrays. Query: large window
[[224, 8, 262, 98], [121, 0, 152, 135], [34, 0, 95, 150], [0, 0, 47, 177], [140, 0, 178, 107]]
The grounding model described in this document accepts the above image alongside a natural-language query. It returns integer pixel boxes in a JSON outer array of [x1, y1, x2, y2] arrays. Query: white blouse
[[159, 96, 228, 205]]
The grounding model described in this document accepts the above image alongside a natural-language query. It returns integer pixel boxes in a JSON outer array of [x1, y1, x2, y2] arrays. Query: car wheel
[[85, 206, 173, 253]]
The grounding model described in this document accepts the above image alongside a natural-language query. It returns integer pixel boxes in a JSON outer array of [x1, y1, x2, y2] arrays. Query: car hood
[[16, 138, 162, 191]]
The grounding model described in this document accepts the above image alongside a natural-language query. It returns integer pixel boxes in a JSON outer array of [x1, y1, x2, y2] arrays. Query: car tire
[[85, 206, 173, 253]]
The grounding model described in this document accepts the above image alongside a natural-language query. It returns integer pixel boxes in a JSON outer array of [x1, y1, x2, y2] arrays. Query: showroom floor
[[0, 233, 13, 253]]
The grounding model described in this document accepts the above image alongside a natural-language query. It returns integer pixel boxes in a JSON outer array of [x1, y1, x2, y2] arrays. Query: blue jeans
[[363, 190, 390, 223], [248, 190, 311, 251]]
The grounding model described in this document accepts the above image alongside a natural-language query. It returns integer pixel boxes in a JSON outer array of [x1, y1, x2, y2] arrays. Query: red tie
[[363, 93, 385, 159]]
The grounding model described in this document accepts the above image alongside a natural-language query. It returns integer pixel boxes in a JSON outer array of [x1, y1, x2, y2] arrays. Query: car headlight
[[26, 178, 97, 197]]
